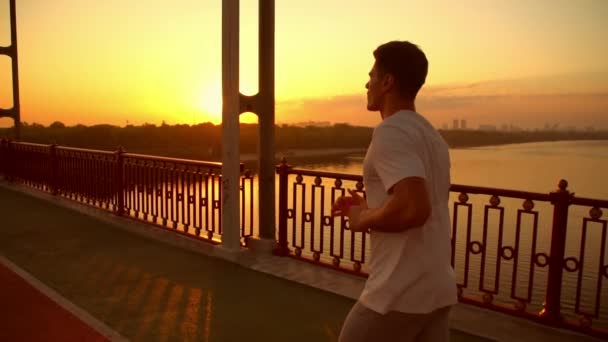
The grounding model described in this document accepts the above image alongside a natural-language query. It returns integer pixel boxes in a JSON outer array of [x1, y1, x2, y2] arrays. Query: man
[[332, 41, 457, 342]]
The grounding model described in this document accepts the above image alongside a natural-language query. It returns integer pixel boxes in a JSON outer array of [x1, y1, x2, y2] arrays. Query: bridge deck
[[0, 186, 486, 341]]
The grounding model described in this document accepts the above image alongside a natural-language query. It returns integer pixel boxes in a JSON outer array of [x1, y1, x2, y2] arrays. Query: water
[[298, 140, 608, 199]]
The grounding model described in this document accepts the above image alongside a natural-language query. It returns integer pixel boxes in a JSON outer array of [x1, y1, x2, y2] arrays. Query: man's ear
[[382, 73, 395, 91]]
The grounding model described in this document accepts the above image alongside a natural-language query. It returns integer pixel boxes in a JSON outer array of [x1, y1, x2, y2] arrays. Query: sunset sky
[[1, 0, 607, 129]]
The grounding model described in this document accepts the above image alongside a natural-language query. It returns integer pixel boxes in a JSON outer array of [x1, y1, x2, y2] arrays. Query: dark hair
[[373, 41, 428, 100]]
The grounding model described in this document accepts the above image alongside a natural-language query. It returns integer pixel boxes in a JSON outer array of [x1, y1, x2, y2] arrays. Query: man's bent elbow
[[394, 206, 431, 231], [411, 206, 431, 227], [415, 194, 432, 226]]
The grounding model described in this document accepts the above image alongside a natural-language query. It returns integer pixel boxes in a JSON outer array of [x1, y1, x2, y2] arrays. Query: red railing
[[274, 160, 608, 339], [55, 145, 118, 209], [0, 140, 255, 244], [1, 141, 52, 192]]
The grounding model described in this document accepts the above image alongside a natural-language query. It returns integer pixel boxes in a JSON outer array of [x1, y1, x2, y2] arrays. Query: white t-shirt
[[359, 109, 458, 314]]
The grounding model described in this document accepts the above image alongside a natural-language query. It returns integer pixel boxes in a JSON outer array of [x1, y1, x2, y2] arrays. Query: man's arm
[[355, 177, 431, 233]]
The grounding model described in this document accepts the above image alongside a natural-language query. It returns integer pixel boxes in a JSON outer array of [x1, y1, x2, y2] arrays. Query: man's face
[[366, 62, 383, 111]]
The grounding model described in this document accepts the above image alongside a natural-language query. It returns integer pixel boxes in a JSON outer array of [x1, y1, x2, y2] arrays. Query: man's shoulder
[[383, 111, 434, 129], [372, 121, 412, 144], [377, 112, 436, 140]]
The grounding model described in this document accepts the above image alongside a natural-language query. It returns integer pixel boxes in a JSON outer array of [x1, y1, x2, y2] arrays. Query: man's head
[[366, 41, 428, 112]]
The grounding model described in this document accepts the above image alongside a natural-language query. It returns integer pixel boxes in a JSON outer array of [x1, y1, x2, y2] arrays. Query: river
[[297, 140, 608, 199]]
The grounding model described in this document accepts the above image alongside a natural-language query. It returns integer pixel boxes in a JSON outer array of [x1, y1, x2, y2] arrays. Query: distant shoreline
[[448, 138, 608, 150], [3, 123, 607, 164], [239, 138, 608, 166], [240, 148, 367, 162]]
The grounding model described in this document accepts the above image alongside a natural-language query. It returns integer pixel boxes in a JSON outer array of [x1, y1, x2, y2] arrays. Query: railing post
[[273, 157, 291, 256], [116, 147, 125, 216], [0, 138, 6, 178], [540, 179, 572, 323], [5, 139, 13, 182], [49, 143, 58, 195]]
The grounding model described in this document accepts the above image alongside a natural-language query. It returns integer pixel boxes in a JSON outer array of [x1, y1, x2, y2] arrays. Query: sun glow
[[197, 82, 260, 125], [198, 83, 223, 124]]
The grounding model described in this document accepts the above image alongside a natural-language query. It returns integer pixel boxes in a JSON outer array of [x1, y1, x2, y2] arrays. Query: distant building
[[294, 121, 331, 127], [453, 119, 459, 130], [501, 124, 509, 131], [442, 123, 449, 130], [479, 124, 497, 131], [510, 125, 523, 132], [460, 119, 467, 130]]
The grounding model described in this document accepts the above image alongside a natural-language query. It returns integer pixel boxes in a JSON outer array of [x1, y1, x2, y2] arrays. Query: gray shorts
[[338, 302, 452, 342]]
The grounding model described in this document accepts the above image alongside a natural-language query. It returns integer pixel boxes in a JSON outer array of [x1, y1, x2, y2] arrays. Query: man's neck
[[380, 99, 416, 120]]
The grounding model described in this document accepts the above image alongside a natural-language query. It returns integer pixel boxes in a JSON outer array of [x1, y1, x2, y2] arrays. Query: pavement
[[0, 185, 487, 342]]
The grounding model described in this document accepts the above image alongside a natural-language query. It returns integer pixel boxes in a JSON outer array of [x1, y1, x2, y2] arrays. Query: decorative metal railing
[[274, 160, 608, 339], [0, 140, 254, 244]]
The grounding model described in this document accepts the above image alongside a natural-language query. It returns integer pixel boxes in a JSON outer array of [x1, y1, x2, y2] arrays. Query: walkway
[[0, 186, 486, 341]]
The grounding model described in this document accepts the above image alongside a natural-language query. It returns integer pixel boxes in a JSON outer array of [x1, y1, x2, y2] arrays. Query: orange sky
[[1, 0, 607, 129]]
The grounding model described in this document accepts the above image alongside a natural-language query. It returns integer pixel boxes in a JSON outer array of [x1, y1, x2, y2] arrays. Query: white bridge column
[[221, 0, 277, 255], [221, 0, 241, 251]]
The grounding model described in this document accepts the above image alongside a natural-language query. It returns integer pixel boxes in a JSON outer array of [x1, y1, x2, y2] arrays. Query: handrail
[[287, 167, 553, 201], [124, 153, 225, 169], [450, 184, 551, 201], [56, 145, 115, 155], [288, 167, 363, 182], [571, 196, 608, 208], [8, 141, 48, 149]]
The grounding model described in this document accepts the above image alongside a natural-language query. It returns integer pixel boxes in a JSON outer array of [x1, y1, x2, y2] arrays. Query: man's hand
[[332, 189, 369, 232]]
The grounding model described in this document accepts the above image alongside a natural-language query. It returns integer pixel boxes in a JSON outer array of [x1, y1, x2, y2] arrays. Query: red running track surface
[[0, 262, 109, 342]]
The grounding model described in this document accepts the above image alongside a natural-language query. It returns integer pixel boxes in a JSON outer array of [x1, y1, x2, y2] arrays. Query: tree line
[[1, 121, 607, 161]]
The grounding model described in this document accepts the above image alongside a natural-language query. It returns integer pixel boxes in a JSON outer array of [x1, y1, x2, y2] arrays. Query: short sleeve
[[369, 124, 426, 193]]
